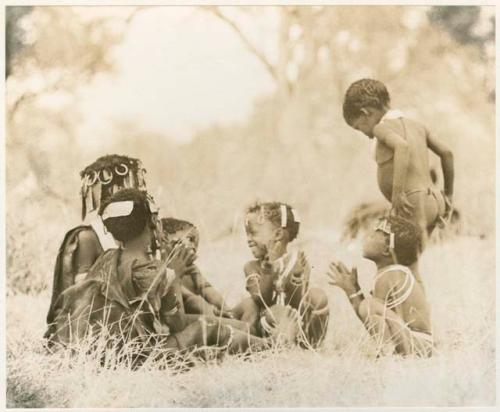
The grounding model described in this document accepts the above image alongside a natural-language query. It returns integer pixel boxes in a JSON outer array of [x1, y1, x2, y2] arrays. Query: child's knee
[[305, 287, 329, 311], [238, 297, 258, 311], [359, 297, 392, 321], [184, 295, 213, 315]]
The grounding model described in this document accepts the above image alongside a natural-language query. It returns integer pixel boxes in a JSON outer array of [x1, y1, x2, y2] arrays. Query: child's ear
[[381, 243, 391, 257], [274, 227, 286, 242], [360, 108, 370, 116]]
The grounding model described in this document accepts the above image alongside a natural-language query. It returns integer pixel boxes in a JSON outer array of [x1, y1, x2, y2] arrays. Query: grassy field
[[5, 226, 495, 408]]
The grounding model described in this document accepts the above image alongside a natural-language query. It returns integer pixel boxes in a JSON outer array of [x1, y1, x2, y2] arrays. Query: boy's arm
[[326, 261, 364, 320], [186, 266, 227, 309], [373, 123, 412, 216], [162, 246, 197, 332], [244, 261, 266, 308], [426, 128, 454, 200], [72, 230, 101, 285], [160, 275, 186, 333]]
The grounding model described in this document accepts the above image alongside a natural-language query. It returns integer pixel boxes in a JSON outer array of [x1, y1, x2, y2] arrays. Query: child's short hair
[[246, 202, 300, 242], [343, 79, 390, 125], [99, 189, 151, 242], [387, 215, 422, 266], [161, 217, 196, 235]]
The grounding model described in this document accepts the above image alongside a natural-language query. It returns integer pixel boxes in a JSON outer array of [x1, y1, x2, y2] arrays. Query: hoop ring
[[99, 169, 113, 185], [84, 171, 98, 187], [115, 163, 129, 176]]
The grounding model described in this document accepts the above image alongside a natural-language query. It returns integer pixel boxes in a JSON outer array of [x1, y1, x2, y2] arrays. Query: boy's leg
[[300, 287, 330, 348], [403, 189, 445, 284], [171, 318, 270, 354], [358, 297, 429, 356], [183, 313, 253, 334], [231, 297, 261, 336], [183, 294, 216, 316]]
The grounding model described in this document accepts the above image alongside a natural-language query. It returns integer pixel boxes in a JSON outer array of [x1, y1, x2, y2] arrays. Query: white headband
[[102, 201, 134, 220], [280, 204, 301, 227], [291, 208, 301, 223], [280, 204, 287, 227]]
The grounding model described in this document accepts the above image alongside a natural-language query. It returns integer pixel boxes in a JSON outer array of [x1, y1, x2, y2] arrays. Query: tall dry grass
[[6, 227, 495, 407]]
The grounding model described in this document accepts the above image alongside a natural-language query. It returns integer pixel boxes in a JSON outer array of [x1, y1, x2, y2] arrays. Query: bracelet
[[348, 289, 363, 300]]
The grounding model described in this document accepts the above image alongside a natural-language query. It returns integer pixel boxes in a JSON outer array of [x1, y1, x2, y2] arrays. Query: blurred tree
[[193, 5, 494, 237], [5, 6, 33, 78], [428, 6, 494, 49], [428, 6, 494, 101], [7, 6, 147, 205]]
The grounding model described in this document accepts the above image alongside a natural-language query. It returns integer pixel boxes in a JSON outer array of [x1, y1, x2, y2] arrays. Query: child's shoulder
[[403, 116, 428, 133], [243, 260, 262, 275], [374, 116, 428, 141], [76, 226, 100, 245], [375, 264, 413, 285]]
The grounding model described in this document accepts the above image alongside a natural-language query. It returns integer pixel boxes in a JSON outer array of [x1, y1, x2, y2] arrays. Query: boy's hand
[[213, 306, 234, 319], [167, 244, 196, 277], [291, 250, 308, 276], [391, 192, 414, 218], [443, 194, 453, 221], [326, 261, 359, 295]]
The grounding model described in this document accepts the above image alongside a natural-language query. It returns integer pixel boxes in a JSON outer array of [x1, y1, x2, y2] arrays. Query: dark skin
[[163, 226, 233, 318], [70, 229, 102, 286], [120, 223, 194, 333], [234, 212, 309, 333], [121, 222, 271, 353], [350, 106, 454, 220], [326, 229, 432, 356]]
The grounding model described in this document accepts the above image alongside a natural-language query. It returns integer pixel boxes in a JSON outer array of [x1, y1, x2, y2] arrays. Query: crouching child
[[161, 218, 233, 318], [232, 202, 329, 348], [327, 215, 433, 357]]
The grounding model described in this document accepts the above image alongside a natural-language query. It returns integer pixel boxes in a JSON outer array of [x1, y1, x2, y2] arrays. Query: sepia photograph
[[4, 2, 497, 409]]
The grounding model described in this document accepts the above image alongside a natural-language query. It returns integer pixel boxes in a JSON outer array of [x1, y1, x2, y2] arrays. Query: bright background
[[5, 5, 496, 408]]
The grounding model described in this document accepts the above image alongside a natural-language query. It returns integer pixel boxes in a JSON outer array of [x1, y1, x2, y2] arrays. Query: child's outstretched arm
[[373, 123, 413, 216], [326, 261, 364, 320], [426, 129, 454, 211], [186, 266, 233, 317]]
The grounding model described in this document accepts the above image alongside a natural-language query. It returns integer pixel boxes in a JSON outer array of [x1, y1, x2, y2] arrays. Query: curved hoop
[[115, 163, 129, 176], [84, 171, 98, 187], [99, 168, 113, 185]]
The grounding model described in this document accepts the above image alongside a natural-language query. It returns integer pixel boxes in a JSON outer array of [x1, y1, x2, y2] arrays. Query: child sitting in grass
[[232, 201, 329, 348], [326, 215, 433, 357], [49, 189, 270, 360], [342, 79, 454, 279], [161, 217, 233, 318]]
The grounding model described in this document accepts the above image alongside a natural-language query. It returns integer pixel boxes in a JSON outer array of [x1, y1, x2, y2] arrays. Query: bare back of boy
[[375, 117, 446, 235]]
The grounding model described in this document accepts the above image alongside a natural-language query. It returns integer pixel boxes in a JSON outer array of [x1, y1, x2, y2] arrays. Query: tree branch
[[202, 6, 278, 82]]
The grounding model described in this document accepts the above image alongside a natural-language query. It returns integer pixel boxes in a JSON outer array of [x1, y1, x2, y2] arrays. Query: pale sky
[[75, 6, 278, 143]]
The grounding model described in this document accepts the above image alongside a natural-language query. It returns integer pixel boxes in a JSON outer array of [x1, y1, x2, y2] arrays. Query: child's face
[[349, 109, 384, 138], [164, 227, 199, 262], [362, 227, 389, 261], [244, 212, 279, 259]]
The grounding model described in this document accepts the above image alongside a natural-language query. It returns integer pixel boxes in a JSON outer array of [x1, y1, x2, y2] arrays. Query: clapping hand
[[167, 243, 196, 277], [326, 261, 359, 295]]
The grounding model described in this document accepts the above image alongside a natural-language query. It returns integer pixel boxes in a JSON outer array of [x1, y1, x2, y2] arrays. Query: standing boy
[[342, 79, 454, 253]]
